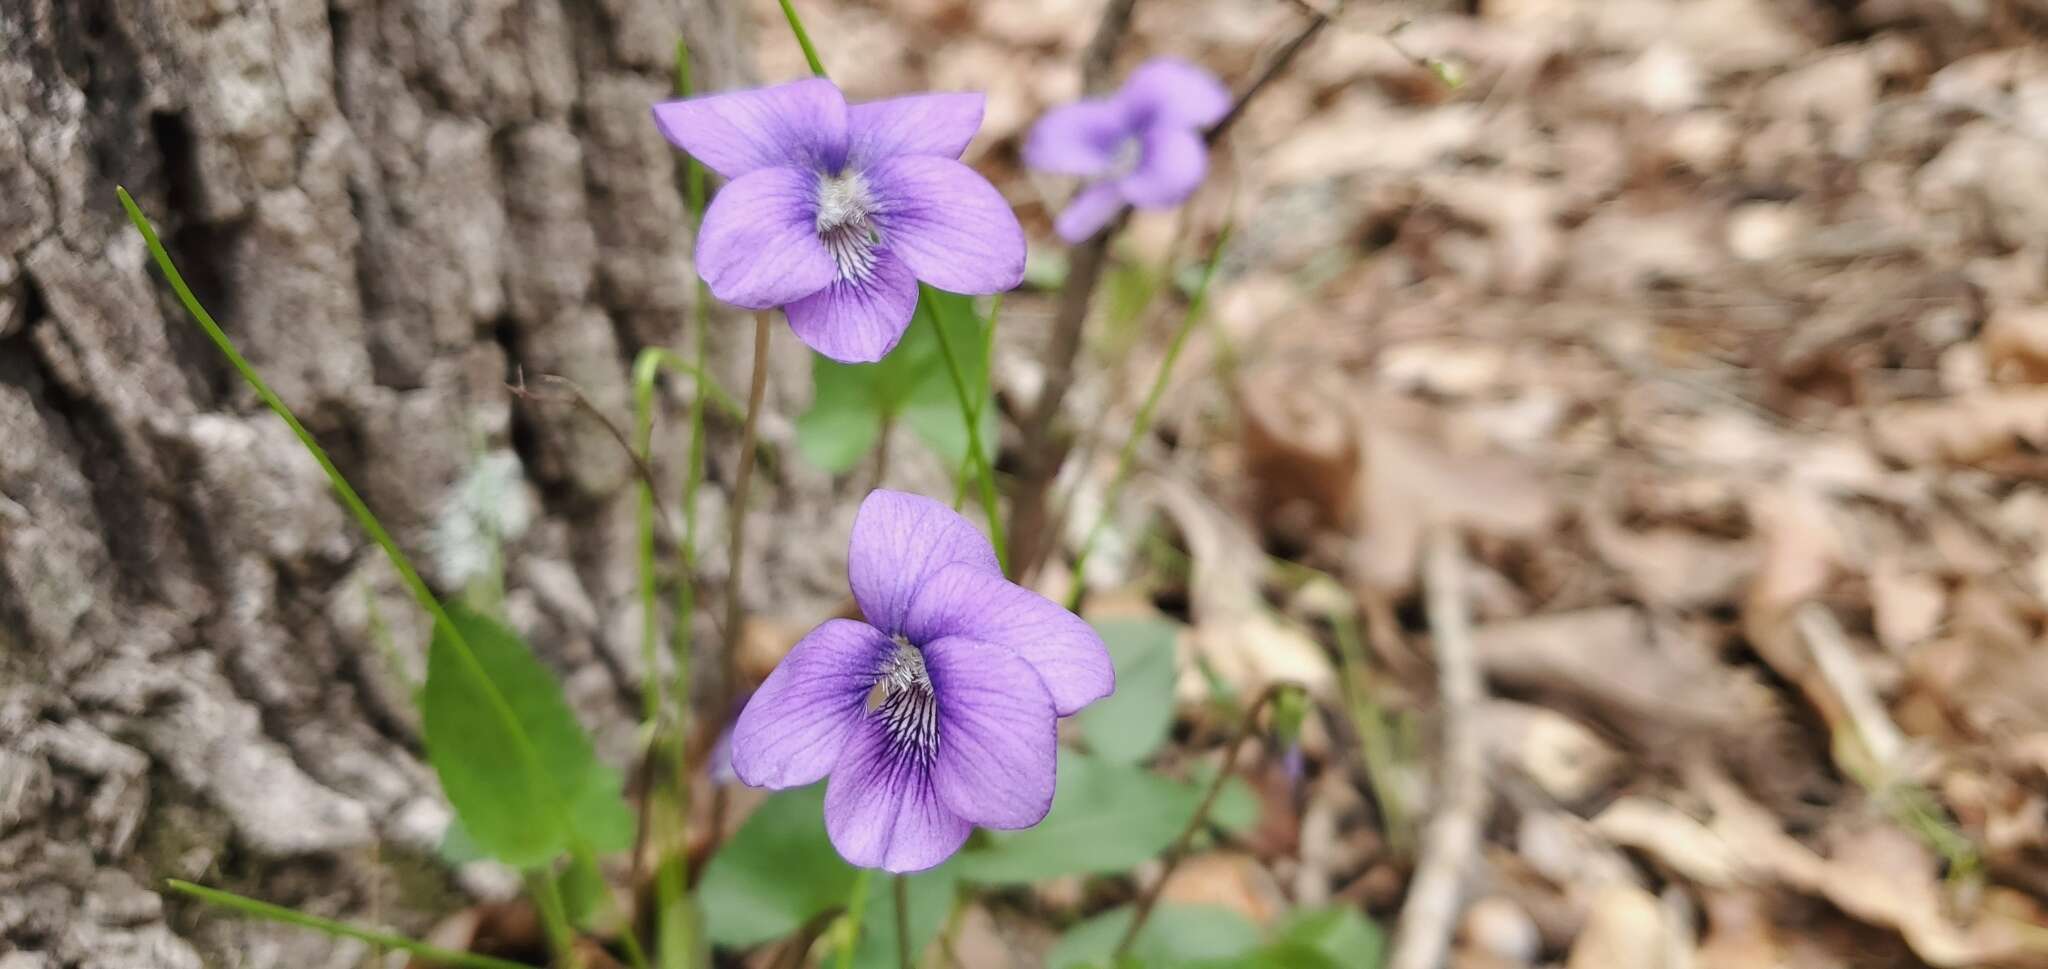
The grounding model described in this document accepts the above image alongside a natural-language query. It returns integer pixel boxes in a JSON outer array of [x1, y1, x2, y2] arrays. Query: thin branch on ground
[[1112, 681, 1294, 960], [1386, 528, 1490, 969]]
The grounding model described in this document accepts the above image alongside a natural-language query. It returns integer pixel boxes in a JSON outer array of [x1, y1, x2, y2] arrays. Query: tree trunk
[[0, 1, 845, 965]]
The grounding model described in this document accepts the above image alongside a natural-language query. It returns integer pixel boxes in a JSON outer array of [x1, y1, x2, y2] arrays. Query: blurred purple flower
[[1024, 58, 1230, 243], [729, 490, 1114, 873], [653, 80, 1025, 363]]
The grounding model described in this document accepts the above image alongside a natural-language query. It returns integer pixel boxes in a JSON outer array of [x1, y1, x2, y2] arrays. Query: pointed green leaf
[[954, 751, 1257, 884], [848, 865, 958, 969], [699, 785, 860, 946], [1050, 904, 1261, 969], [421, 603, 630, 867], [796, 360, 884, 473], [1076, 619, 1180, 764], [1273, 907, 1384, 969]]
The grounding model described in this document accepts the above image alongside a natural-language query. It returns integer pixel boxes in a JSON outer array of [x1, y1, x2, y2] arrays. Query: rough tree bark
[[0, 1, 853, 966]]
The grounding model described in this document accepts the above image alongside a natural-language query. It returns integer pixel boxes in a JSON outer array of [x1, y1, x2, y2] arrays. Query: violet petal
[[1119, 126, 1207, 208], [696, 166, 838, 309], [1118, 57, 1231, 130], [1054, 180, 1128, 244], [652, 77, 851, 179], [784, 248, 921, 363], [923, 635, 1058, 829], [824, 716, 973, 872], [849, 92, 985, 166], [867, 155, 1026, 295], [848, 490, 1001, 637], [729, 618, 893, 789], [902, 563, 1114, 717], [1022, 99, 1129, 177]]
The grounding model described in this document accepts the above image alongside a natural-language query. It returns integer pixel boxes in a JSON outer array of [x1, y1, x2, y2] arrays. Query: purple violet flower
[[652, 79, 1026, 364], [1025, 58, 1231, 243], [728, 490, 1115, 873]]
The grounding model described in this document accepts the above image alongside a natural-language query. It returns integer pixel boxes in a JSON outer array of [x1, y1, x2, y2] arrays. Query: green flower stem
[[654, 43, 715, 969], [1332, 607, 1411, 856], [529, 870, 580, 969], [121, 188, 627, 969], [949, 295, 1002, 512], [836, 868, 875, 969], [1067, 225, 1231, 609], [165, 881, 540, 969], [720, 313, 773, 715], [775, 0, 829, 77], [893, 876, 912, 969], [1110, 681, 1294, 961], [925, 291, 1007, 571], [631, 349, 744, 727]]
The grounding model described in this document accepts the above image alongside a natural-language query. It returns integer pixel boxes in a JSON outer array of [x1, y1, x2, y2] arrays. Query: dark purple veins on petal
[[868, 637, 940, 763]]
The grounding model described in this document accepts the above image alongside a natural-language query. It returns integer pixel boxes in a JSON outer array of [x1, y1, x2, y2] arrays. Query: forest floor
[[713, 0, 2048, 966]]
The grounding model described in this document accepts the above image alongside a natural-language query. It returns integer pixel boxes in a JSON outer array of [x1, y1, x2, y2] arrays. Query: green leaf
[[796, 360, 884, 473], [1273, 907, 1384, 969], [847, 866, 959, 969], [1200, 943, 1344, 969], [1077, 619, 1180, 764], [792, 287, 995, 475], [1192, 762, 1262, 835], [421, 603, 631, 868], [699, 785, 859, 947], [901, 288, 996, 470], [954, 751, 1255, 884], [1050, 904, 1261, 969]]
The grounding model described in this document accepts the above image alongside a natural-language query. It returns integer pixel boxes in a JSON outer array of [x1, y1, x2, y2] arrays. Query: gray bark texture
[[0, 1, 854, 965]]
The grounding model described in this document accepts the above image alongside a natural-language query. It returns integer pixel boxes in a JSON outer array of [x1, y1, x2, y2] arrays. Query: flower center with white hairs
[[1108, 136, 1144, 179], [868, 637, 939, 762], [815, 170, 881, 282]]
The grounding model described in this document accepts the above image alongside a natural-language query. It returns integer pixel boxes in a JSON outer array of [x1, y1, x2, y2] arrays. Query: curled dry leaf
[[1565, 884, 1671, 969], [1688, 764, 2048, 968], [1239, 357, 1362, 538], [1869, 388, 2048, 467], [1156, 852, 1289, 926], [1352, 415, 1556, 596], [1472, 607, 1771, 747], [1983, 306, 2048, 385], [1150, 476, 1337, 696], [1479, 701, 1624, 807]]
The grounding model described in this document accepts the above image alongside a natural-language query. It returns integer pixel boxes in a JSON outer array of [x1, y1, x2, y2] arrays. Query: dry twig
[[1009, 2, 1333, 578], [1386, 528, 1491, 969]]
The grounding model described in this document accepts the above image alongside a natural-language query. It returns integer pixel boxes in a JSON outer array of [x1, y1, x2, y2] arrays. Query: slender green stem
[[658, 44, 714, 969], [1111, 682, 1292, 961], [633, 363, 666, 728], [529, 871, 579, 969], [613, 898, 652, 969], [630, 349, 743, 727], [925, 292, 1007, 570], [775, 0, 829, 77], [631, 348, 724, 969], [836, 868, 875, 969], [721, 314, 773, 712], [1068, 226, 1231, 609], [949, 295, 1002, 512], [119, 186, 585, 860], [167, 881, 539, 969], [893, 876, 913, 969], [1332, 609, 1410, 856]]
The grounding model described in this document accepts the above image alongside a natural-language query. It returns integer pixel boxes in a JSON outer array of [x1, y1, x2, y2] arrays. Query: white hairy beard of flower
[[814, 169, 882, 282]]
